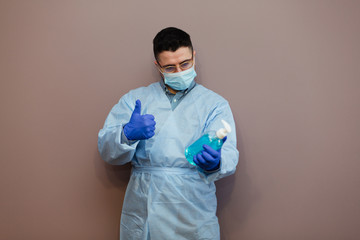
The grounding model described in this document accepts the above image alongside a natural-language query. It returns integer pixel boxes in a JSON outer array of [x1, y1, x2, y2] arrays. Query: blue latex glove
[[193, 137, 227, 171], [123, 100, 156, 140]]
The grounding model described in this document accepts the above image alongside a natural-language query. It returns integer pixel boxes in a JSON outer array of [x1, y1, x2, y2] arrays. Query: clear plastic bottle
[[185, 119, 231, 166]]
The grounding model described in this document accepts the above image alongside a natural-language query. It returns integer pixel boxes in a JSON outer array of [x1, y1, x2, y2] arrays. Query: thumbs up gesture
[[123, 100, 156, 140]]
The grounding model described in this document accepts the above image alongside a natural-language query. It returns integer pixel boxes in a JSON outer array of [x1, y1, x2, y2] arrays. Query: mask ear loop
[[189, 49, 196, 71], [154, 61, 165, 81]]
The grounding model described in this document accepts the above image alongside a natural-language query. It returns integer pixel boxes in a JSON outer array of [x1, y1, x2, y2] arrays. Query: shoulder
[[127, 82, 160, 96], [120, 82, 161, 103], [193, 84, 228, 106]]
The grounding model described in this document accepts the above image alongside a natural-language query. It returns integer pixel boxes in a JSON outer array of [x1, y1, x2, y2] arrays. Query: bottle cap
[[216, 119, 231, 139]]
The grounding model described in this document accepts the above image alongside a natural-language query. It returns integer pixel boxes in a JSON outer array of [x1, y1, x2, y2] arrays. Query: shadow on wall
[[216, 123, 257, 239], [93, 149, 132, 239], [93, 149, 131, 189]]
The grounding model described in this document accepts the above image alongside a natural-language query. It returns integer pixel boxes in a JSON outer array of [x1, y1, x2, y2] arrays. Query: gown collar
[[159, 79, 197, 95]]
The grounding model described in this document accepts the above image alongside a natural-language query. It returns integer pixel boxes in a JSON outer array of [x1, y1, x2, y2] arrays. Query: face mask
[[163, 65, 197, 91]]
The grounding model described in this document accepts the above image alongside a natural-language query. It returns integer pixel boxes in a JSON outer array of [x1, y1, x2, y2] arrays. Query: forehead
[[157, 47, 192, 65]]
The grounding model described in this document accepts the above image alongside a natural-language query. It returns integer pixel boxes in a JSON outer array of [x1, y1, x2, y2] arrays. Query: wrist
[[206, 161, 220, 171], [123, 124, 133, 140]]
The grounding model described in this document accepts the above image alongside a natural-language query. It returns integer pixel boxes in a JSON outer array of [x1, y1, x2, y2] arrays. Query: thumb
[[133, 99, 141, 115]]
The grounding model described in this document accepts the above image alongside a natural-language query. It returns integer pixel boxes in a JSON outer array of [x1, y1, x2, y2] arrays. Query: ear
[[193, 50, 196, 56], [154, 61, 161, 71], [154, 61, 164, 77]]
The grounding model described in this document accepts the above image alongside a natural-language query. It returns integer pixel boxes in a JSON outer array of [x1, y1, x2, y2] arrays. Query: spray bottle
[[185, 119, 231, 166]]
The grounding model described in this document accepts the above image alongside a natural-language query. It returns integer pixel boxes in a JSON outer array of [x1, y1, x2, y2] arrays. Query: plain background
[[1, 1, 360, 239]]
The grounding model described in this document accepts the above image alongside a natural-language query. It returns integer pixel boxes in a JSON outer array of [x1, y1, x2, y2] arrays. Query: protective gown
[[98, 81, 239, 240]]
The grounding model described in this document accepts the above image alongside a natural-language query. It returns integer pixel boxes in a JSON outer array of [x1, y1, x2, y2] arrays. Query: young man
[[98, 27, 239, 240]]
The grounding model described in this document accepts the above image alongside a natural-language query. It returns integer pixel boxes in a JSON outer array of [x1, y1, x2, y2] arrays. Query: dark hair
[[153, 27, 193, 61]]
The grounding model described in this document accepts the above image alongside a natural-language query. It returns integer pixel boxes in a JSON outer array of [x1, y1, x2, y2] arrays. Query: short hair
[[153, 27, 193, 61]]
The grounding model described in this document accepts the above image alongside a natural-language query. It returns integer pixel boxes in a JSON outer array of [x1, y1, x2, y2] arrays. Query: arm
[[197, 101, 239, 183], [97, 96, 138, 165]]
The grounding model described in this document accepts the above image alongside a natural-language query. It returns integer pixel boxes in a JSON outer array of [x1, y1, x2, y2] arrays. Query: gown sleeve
[[197, 100, 239, 183], [98, 94, 139, 165]]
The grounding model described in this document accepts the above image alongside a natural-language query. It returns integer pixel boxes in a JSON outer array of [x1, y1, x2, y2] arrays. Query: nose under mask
[[163, 66, 197, 91]]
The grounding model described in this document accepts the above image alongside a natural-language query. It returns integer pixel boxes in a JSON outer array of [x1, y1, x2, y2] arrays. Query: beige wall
[[1, 1, 360, 239]]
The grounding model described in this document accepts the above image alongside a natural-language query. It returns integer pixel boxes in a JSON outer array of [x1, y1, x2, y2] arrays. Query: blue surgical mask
[[163, 65, 197, 91]]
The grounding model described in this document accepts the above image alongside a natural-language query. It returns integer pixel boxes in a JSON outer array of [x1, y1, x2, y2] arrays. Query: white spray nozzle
[[216, 119, 232, 139]]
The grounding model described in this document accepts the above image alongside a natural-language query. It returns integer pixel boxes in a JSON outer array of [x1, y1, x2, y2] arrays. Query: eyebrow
[[162, 58, 192, 68]]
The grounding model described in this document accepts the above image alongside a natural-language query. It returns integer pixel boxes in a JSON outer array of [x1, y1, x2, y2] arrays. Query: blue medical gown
[[98, 82, 239, 240]]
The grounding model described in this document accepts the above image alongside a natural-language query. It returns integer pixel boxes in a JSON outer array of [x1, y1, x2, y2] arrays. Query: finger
[[133, 99, 141, 115], [203, 145, 219, 158], [147, 126, 155, 132], [202, 150, 215, 162], [222, 136, 227, 143], [144, 116, 156, 127], [193, 155, 199, 165], [193, 154, 204, 167], [196, 153, 206, 165], [147, 131, 155, 138], [144, 114, 155, 121], [143, 118, 154, 125], [146, 127, 155, 134]]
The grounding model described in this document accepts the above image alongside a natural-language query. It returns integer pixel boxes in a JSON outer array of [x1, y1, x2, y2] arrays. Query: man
[[98, 27, 239, 240]]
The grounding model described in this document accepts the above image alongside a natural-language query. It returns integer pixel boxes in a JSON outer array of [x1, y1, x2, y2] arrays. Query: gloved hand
[[123, 99, 156, 140], [193, 137, 227, 171]]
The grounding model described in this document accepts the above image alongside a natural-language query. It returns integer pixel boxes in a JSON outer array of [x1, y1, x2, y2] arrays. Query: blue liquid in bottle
[[185, 132, 224, 166], [185, 119, 231, 166]]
